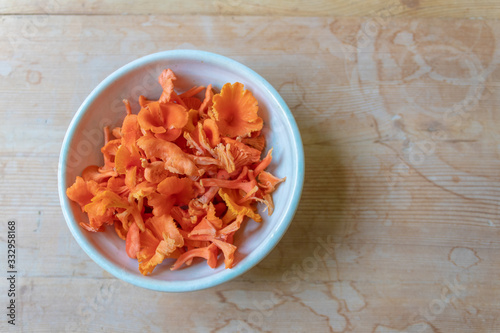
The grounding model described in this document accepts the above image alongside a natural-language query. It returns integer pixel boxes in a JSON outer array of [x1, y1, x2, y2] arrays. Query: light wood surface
[[1, 0, 499, 18], [1, 2, 500, 332]]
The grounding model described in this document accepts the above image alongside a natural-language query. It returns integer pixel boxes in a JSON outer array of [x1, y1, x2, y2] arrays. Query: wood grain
[[1, 11, 500, 333], [0, 0, 499, 18]]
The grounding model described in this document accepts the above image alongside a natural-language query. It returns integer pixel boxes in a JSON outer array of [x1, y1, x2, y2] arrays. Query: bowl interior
[[59, 50, 303, 292]]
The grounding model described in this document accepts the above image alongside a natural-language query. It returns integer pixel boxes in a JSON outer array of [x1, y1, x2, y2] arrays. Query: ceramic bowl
[[58, 50, 304, 292]]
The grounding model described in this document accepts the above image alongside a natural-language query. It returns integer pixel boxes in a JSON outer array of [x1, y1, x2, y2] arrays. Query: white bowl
[[58, 50, 304, 292]]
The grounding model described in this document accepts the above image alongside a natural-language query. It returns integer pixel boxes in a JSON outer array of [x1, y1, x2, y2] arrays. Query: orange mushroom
[[66, 68, 285, 275], [210, 82, 263, 138]]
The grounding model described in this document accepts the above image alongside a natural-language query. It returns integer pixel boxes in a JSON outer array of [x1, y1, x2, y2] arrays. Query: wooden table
[[1, 1, 500, 332]]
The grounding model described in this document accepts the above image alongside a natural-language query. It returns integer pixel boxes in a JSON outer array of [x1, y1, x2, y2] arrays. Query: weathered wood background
[[1, 1, 500, 332]]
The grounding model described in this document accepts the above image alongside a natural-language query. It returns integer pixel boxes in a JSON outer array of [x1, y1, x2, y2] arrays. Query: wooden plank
[[0, 0, 499, 18], [1, 14, 500, 332]]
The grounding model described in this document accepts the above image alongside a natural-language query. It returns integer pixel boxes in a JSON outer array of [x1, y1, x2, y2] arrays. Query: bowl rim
[[58, 49, 305, 292]]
